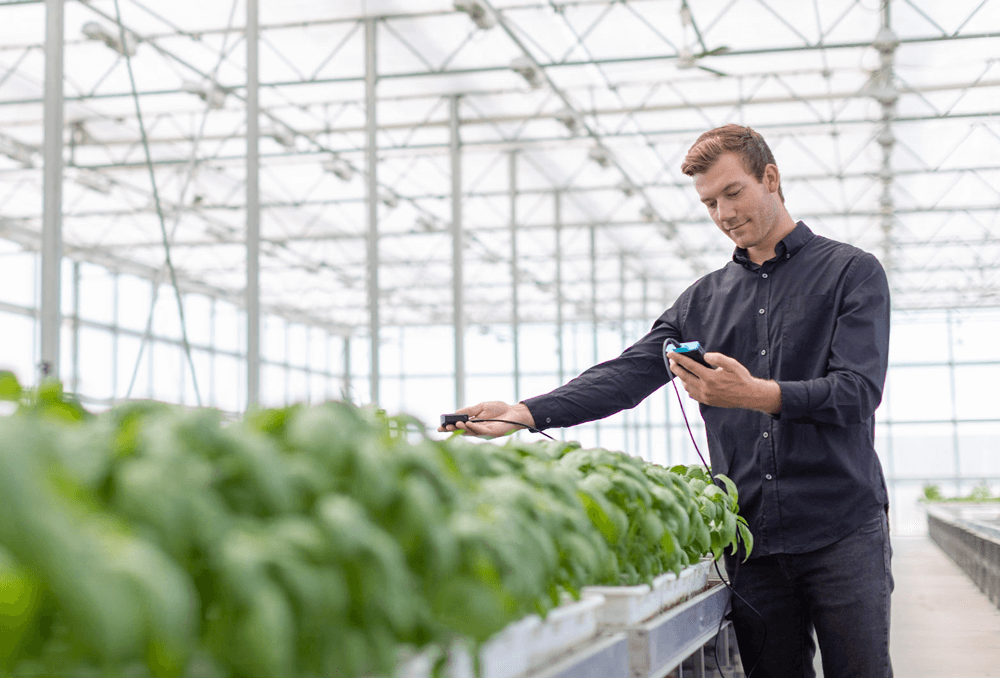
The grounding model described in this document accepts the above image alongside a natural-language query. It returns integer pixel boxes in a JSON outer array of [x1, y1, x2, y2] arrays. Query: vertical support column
[[882, 353, 896, 527], [590, 224, 599, 446], [873, 0, 900, 501], [554, 191, 565, 387], [40, 0, 64, 381], [663, 286, 673, 467], [873, 0, 898, 275], [643, 277, 653, 461], [179, 327, 187, 405], [343, 336, 352, 401], [946, 309, 961, 494], [324, 332, 333, 401], [691, 646, 707, 677], [398, 325, 405, 411], [365, 17, 381, 407], [509, 151, 520, 403], [147, 279, 155, 399], [209, 297, 216, 407], [450, 96, 465, 408], [554, 190, 565, 441], [619, 252, 628, 453], [71, 261, 80, 394], [283, 320, 291, 405], [246, 0, 261, 408], [299, 325, 308, 405], [665, 390, 673, 467], [112, 271, 120, 401]]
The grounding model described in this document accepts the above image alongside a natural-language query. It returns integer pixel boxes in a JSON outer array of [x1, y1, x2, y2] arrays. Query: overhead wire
[[118, 0, 243, 401], [112, 0, 203, 406], [666, 363, 764, 677]]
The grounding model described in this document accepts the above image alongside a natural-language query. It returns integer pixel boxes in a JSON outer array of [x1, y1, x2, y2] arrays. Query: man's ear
[[763, 163, 781, 194]]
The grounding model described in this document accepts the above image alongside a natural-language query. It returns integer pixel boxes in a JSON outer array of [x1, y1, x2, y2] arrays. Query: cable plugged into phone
[[663, 338, 710, 368], [661, 337, 765, 677]]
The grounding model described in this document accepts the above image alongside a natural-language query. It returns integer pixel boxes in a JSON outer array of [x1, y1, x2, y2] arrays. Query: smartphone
[[663, 339, 710, 368]]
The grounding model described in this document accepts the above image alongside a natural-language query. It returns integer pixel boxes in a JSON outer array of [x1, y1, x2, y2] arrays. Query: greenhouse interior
[[1, 0, 998, 676]]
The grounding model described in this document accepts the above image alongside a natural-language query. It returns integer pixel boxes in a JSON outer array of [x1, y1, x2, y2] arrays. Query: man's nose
[[717, 199, 736, 223]]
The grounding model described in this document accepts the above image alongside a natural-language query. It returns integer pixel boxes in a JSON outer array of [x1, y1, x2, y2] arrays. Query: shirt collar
[[732, 221, 814, 269]]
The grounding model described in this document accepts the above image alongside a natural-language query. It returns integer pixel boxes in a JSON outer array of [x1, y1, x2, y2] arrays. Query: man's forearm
[[749, 378, 782, 415], [509, 402, 537, 428]]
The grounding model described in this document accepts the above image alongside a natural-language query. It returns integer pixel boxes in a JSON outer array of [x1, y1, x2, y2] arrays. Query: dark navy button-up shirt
[[523, 222, 891, 556]]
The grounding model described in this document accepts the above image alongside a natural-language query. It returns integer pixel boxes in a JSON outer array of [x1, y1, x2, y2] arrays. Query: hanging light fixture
[[0, 133, 36, 168], [321, 155, 353, 182], [379, 188, 399, 209], [180, 79, 227, 109], [416, 214, 439, 232], [454, 1, 497, 30], [511, 55, 544, 89], [267, 125, 297, 148], [82, 21, 138, 57], [74, 168, 112, 195], [588, 144, 612, 168], [617, 178, 637, 197], [555, 108, 583, 135]]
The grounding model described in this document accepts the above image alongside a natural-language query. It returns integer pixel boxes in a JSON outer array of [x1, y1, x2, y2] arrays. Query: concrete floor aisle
[[888, 535, 1000, 677], [810, 535, 1000, 677]]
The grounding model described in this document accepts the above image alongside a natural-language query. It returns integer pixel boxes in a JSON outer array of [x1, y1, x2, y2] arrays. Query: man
[[440, 124, 893, 678]]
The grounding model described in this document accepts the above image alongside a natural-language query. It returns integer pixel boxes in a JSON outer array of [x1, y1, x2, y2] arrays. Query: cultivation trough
[[399, 561, 729, 678], [581, 560, 711, 628]]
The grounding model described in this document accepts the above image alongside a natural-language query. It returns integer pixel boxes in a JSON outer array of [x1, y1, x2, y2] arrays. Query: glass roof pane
[[0, 0, 997, 335]]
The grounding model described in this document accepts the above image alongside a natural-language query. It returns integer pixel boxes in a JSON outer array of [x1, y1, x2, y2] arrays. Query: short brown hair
[[681, 124, 784, 202]]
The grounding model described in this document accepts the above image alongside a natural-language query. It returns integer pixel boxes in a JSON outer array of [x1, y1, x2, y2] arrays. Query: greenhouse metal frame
[[1, 0, 998, 532]]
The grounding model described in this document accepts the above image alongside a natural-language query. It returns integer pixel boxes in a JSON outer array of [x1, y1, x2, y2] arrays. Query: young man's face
[[693, 151, 784, 255]]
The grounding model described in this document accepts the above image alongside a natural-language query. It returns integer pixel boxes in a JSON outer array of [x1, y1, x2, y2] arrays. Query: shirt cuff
[[521, 395, 560, 430], [775, 380, 810, 420]]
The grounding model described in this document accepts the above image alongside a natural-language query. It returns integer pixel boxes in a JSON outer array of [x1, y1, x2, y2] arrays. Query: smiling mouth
[[727, 221, 748, 232]]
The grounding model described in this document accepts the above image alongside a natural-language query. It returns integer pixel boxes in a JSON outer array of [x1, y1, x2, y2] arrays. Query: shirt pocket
[[780, 294, 835, 354]]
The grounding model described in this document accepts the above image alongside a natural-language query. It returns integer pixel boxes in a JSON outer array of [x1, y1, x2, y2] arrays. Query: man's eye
[[728, 190, 741, 198]]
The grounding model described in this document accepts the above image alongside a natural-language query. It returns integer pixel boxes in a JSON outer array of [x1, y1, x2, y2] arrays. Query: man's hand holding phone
[[664, 339, 781, 415]]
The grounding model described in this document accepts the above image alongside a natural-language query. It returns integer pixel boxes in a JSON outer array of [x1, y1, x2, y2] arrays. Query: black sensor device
[[663, 339, 710, 368], [440, 413, 470, 426]]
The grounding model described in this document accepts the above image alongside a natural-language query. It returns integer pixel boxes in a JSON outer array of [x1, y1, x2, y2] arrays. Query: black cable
[[712, 559, 732, 676], [670, 377, 713, 471], [668, 377, 766, 678], [467, 418, 557, 440]]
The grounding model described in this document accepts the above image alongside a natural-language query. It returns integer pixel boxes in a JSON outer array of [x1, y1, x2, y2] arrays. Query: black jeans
[[725, 511, 894, 678]]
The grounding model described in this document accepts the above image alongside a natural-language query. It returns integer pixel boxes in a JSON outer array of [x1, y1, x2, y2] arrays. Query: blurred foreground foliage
[[0, 371, 750, 678]]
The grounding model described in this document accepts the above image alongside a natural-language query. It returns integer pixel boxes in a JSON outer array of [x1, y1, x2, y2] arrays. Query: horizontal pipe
[[16, 203, 997, 243]]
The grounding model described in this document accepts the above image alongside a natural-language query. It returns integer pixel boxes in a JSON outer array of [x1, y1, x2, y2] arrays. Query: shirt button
[[762, 431, 769, 438], [761, 273, 768, 279], [759, 308, 765, 315], [786, 253, 791, 259], [765, 474, 773, 480], [546, 417, 551, 424], [761, 349, 767, 356]]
